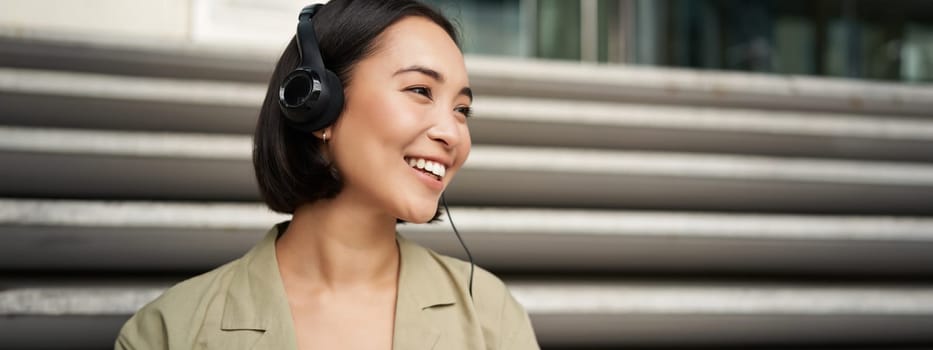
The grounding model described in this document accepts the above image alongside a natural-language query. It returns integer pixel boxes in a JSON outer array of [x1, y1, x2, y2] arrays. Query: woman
[[114, 0, 539, 349]]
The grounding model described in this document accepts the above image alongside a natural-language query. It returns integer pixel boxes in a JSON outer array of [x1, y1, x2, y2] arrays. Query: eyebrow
[[394, 65, 473, 102]]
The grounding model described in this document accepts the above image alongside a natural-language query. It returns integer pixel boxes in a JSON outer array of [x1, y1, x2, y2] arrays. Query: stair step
[[2, 127, 933, 213], [0, 30, 273, 82], [3, 199, 933, 275], [0, 67, 262, 134], [473, 97, 933, 162], [2, 281, 932, 347], [3, 32, 933, 117], [3, 68, 933, 161], [514, 280, 933, 346], [468, 56, 933, 117]]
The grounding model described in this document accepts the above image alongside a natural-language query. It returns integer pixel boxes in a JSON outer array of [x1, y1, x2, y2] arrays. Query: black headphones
[[278, 4, 344, 133]]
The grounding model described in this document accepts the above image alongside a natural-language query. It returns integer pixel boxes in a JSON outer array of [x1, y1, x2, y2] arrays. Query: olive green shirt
[[115, 222, 539, 349]]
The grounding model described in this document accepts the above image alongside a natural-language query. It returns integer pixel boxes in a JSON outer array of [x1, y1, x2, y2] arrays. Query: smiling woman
[[113, 1, 538, 350]]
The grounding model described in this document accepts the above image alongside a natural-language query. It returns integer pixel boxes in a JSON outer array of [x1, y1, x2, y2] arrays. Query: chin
[[403, 210, 437, 224], [395, 202, 440, 224]]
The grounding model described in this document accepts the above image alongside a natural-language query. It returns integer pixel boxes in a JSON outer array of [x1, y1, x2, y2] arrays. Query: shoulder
[[401, 236, 509, 303], [115, 259, 240, 349], [116, 224, 284, 349], [431, 250, 509, 302], [405, 238, 540, 349], [148, 259, 239, 312]]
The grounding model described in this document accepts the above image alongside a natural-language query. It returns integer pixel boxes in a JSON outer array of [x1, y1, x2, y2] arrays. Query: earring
[[322, 130, 328, 143]]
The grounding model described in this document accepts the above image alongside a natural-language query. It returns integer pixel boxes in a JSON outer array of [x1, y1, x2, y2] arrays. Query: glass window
[[426, 0, 933, 82], [425, 0, 524, 57], [536, 0, 581, 60], [902, 23, 933, 81], [637, 0, 933, 82]]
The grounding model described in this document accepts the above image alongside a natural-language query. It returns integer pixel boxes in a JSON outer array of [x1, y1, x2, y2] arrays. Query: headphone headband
[[278, 3, 345, 133], [296, 4, 326, 72]]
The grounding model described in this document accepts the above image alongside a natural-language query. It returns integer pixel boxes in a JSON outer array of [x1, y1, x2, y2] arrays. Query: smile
[[405, 156, 446, 180]]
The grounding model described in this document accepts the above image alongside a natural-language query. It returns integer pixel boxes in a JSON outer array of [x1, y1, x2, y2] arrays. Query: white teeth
[[406, 157, 447, 179], [427, 161, 446, 178]]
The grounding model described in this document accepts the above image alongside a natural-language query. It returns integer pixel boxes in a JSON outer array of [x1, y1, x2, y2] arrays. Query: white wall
[[0, 0, 190, 40], [0, 0, 326, 48]]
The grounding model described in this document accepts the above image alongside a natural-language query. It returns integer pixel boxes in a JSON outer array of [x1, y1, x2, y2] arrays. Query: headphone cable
[[441, 193, 474, 299]]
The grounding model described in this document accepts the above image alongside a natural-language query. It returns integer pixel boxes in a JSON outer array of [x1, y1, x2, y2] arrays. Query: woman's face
[[326, 16, 472, 223]]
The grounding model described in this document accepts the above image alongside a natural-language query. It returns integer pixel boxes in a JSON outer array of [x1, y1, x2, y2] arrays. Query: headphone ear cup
[[316, 69, 345, 128], [278, 67, 343, 132], [279, 68, 322, 124]]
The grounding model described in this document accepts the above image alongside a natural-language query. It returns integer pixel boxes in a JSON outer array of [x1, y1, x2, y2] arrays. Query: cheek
[[331, 120, 394, 180], [348, 91, 421, 137], [339, 90, 410, 143], [330, 93, 420, 185], [456, 125, 472, 166], [463, 125, 473, 150]]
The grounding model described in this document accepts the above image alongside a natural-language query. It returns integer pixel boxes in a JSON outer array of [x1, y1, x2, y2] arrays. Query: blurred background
[[2, 0, 933, 349]]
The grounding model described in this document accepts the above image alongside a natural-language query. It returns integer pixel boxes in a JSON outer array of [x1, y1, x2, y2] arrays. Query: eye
[[407, 86, 433, 100], [455, 106, 473, 118]]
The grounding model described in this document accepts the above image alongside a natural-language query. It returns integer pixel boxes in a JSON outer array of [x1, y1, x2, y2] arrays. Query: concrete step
[[3, 67, 933, 161], [2, 126, 933, 214], [0, 30, 273, 82], [468, 56, 933, 117], [3, 32, 933, 117], [0, 67, 263, 134], [2, 280, 932, 348], [3, 199, 933, 276], [513, 280, 933, 347], [473, 97, 933, 162]]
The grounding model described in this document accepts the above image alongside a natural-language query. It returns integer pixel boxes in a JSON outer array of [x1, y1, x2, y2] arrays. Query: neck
[[275, 192, 399, 292]]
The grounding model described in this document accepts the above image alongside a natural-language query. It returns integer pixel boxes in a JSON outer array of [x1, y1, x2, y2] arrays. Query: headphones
[[278, 4, 344, 133]]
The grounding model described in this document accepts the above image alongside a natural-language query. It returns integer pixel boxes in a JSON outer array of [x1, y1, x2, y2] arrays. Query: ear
[[313, 128, 331, 142]]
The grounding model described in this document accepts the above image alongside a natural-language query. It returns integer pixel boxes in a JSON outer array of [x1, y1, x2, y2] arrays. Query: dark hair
[[253, 0, 460, 214]]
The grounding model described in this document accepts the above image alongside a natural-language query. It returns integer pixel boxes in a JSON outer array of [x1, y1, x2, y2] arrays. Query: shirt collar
[[220, 223, 460, 328], [219, 222, 459, 350], [392, 233, 459, 350], [221, 222, 292, 332], [396, 233, 460, 310]]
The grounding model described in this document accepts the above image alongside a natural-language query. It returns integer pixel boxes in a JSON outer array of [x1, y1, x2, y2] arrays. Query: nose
[[426, 109, 463, 148]]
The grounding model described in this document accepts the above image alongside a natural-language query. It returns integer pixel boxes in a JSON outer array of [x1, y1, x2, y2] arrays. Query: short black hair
[[253, 0, 460, 215]]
